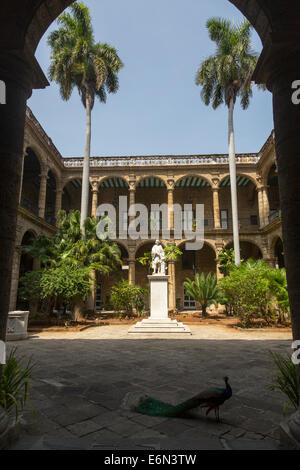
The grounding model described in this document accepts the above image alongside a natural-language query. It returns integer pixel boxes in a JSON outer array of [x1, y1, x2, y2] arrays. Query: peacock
[[134, 376, 232, 423]]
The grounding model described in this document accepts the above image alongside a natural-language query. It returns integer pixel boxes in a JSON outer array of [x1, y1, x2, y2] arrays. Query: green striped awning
[[220, 176, 251, 187], [137, 177, 166, 188], [99, 178, 129, 189], [175, 177, 210, 188]]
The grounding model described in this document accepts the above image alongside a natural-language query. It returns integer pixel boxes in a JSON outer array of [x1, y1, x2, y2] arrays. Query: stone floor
[[7, 324, 293, 450]]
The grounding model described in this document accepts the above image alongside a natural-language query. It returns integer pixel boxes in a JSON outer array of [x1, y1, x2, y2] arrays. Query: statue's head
[[155, 240, 160, 245]]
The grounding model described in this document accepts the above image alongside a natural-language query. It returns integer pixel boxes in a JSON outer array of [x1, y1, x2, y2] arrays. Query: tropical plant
[[164, 245, 183, 262], [217, 248, 236, 276], [196, 18, 262, 265], [137, 245, 182, 272], [24, 210, 121, 274], [48, 2, 123, 232], [110, 280, 148, 317], [20, 210, 122, 318], [218, 260, 290, 327], [184, 272, 218, 317], [137, 251, 152, 272], [0, 348, 35, 421], [267, 268, 290, 323], [269, 351, 299, 413]]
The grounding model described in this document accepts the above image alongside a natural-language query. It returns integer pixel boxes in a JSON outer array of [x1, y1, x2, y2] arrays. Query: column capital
[[167, 179, 175, 191], [39, 167, 49, 179], [91, 180, 99, 193], [0, 49, 49, 97], [129, 181, 136, 192], [212, 178, 220, 189]]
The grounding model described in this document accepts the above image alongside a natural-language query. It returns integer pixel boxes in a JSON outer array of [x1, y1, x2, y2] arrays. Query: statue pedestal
[[128, 275, 191, 334]]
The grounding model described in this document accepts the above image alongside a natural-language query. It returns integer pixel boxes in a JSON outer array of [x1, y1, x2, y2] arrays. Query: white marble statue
[[151, 240, 166, 275]]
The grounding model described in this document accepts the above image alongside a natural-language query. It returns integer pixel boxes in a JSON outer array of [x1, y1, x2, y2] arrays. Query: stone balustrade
[[63, 153, 260, 168]]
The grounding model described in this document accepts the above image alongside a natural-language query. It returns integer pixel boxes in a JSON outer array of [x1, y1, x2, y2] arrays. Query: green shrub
[[0, 348, 35, 421], [218, 260, 290, 327], [269, 351, 299, 413], [184, 272, 218, 317], [110, 280, 148, 317]]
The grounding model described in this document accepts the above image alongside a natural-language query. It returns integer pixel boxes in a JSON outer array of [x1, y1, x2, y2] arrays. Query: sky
[[28, 0, 274, 158]]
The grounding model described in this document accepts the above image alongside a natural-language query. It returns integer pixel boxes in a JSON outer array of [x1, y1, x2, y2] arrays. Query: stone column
[[167, 179, 175, 231], [168, 260, 176, 312], [0, 50, 47, 348], [270, 68, 300, 355], [38, 167, 48, 218], [128, 259, 136, 285], [212, 185, 221, 229], [9, 245, 22, 311], [262, 186, 270, 225], [129, 183, 136, 226], [257, 186, 265, 228], [19, 138, 29, 203], [91, 181, 99, 218]]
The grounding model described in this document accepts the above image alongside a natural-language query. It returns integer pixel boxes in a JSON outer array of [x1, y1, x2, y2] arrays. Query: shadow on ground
[[7, 335, 292, 450]]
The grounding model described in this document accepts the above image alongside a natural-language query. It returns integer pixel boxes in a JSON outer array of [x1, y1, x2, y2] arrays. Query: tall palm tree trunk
[[228, 97, 241, 265], [80, 93, 92, 235]]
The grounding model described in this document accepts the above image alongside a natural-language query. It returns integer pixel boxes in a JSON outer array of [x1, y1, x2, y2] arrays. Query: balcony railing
[[269, 210, 281, 223], [221, 217, 259, 231], [63, 153, 260, 168]]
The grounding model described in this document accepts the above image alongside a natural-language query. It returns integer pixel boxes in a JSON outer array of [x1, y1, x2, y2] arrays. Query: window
[[250, 215, 258, 226], [220, 209, 228, 229], [183, 287, 196, 310]]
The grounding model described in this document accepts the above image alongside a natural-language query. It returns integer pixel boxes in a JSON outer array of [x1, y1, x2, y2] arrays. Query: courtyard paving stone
[[7, 324, 292, 450]]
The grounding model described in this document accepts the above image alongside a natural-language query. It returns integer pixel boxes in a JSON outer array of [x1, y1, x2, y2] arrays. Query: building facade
[[10, 107, 284, 313]]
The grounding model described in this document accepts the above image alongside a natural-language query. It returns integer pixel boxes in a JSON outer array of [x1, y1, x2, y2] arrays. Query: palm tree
[[24, 210, 122, 274], [184, 272, 218, 317], [48, 2, 123, 234], [195, 18, 261, 265]]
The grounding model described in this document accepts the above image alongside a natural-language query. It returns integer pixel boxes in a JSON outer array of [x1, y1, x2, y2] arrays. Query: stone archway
[[1, 0, 300, 447]]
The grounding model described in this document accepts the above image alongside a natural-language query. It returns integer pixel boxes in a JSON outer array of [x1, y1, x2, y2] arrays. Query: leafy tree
[[20, 210, 122, 318], [110, 280, 148, 317], [184, 272, 218, 317], [196, 18, 262, 265], [137, 244, 182, 272], [217, 248, 235, 276], [18, 271, 43, 305], [24, 210, 121, 274], [164, 245, 183, 262], [218, 260, 290, 327], [48, 2, 123, 232]]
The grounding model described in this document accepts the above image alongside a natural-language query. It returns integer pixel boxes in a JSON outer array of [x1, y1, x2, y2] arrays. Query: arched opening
[[20, 148, 41, 216], [267, 164, 281, 222], [174, 176, 213, 229], [274, 237, 285, 269], [136, 177, 167, 232], [45, 170, 57, 225], [62, 178, 92, 215], [135, 241, 153, 290], [16, 230, 36, 309], [99, 177, 129, 233], [175, 241, 216, 310], [219, 175, 259, 230], [96, 243, 129, 311], [226, 240, 263, 261]]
